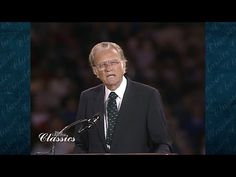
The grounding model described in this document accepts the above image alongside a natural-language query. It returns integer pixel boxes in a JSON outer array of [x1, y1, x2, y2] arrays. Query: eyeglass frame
[[93, 59, 124, 71]]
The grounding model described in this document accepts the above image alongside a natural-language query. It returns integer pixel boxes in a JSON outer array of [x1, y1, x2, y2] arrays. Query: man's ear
[[122, 61, 127, 74], [93, 67, 99, 78]]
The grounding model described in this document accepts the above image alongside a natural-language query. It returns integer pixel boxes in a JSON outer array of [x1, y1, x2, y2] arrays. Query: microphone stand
[[35, 113, 100, 155]]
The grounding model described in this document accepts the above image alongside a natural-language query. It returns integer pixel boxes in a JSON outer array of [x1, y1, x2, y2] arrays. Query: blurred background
[[31, 23, 204, 155]]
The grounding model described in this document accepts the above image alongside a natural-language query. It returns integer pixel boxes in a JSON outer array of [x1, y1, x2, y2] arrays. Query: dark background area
[[31, 23, 204, 155]]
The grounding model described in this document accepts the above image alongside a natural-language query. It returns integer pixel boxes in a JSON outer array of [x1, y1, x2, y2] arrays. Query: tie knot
[[109, 92, 118, 100]]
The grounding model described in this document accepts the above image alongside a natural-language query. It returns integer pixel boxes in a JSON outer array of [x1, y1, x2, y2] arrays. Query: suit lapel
[[110, 78, 134, 150]]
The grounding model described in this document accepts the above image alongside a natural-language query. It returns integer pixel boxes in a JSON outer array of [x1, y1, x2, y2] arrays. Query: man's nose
[[105, 63, 113, 71]]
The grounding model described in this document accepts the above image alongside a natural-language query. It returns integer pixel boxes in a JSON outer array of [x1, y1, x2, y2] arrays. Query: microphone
[[35, 113, 101, 155], [87, 113, 100, 124], [59, 113, 100, 135], [78, 113, 100, 133]]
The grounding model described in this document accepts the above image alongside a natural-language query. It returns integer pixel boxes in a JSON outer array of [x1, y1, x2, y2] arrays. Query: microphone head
[[78, 113, 101, 134], [93, 113, 100, 118], [88, 113, 100, 124]]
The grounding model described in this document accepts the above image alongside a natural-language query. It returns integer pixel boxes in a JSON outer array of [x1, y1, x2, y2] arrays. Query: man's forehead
[[94, 47, 118, 55], [94, 48, 120, 60]]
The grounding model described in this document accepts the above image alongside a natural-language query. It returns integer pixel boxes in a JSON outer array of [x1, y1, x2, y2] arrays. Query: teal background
[[0, 22, 30, 154], [206, 22, 236, 154]]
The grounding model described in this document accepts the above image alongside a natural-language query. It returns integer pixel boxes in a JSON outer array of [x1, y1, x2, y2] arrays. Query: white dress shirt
[[104, 76, 127, 142]]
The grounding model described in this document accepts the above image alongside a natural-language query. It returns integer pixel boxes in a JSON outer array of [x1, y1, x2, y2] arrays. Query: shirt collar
[[104, 76, 127, 102]]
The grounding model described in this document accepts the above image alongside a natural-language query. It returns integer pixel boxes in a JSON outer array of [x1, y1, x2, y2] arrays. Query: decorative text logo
[[39, 132, 75, 143]]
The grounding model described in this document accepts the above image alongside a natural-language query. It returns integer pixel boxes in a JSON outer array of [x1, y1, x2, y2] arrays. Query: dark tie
[[106, 92, 118, 147]]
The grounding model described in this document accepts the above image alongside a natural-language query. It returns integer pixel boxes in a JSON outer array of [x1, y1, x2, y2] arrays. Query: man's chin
[[105, 81, 118, 89], [106, 77, 117, 83], [105, 81, 116, 86]]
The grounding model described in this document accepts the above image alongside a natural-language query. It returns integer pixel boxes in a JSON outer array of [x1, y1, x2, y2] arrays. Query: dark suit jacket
[[74, 78, 173, 153]]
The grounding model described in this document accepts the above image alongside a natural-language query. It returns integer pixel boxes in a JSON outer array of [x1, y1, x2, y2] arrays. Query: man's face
[[93, 48, 126, 91]]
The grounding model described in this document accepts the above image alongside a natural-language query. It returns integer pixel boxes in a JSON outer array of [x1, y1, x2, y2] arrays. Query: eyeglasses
[[94, 59, 122, 71]]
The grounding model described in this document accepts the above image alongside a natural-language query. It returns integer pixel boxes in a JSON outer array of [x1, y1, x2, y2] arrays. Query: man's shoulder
[[129, 79, 160, 94], [81, 84, 103, 95]]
